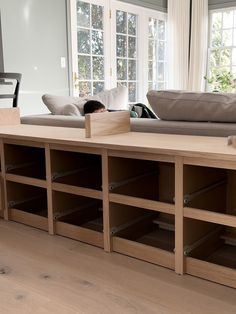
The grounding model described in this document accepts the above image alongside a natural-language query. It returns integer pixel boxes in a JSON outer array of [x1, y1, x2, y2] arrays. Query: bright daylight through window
[[207, 8, 236, 92], [70, 0, 167, 103]]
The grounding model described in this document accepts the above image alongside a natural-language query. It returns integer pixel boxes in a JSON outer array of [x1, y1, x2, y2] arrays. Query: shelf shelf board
[[110, 193, 175, 215], [55, 221, 104, 248], [186, 256, 236, 289], [52, 182, 102, 200], [184, 207, 236, 228], [5, 173, 47, 188], [9, 208, 48, 231], [113, 237, 175, 270]]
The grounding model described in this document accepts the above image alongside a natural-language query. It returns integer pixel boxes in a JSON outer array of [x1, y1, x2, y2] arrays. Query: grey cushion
[[21, 114, 85, 128], [42, 94, 84, 116], [42, 86, 128, 116], [147, 90, 236, 122], [21, 114, 236, 137]]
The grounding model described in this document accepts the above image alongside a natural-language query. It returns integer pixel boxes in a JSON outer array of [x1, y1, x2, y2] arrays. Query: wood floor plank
[[0, 220, 236, 314]]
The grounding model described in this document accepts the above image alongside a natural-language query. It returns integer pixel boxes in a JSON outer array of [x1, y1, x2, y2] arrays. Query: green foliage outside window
[[205, 69, 236, 93], [207, 11, 236, 93]]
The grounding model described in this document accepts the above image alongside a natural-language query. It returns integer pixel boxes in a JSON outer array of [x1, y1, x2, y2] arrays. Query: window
[[207, 8, 236, 92], [148, 17, 167, 91], [115, 10, 138, 102], [77, 1, 105, 96], [69, 0, 167, 103]]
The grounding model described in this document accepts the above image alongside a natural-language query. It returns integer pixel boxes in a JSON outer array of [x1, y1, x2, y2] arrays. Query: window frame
[[68, 0, 167, 102], [207, 6, 236, 91]]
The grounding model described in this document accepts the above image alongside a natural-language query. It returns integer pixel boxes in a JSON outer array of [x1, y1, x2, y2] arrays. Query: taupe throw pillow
[[147, 90, 236, 122]]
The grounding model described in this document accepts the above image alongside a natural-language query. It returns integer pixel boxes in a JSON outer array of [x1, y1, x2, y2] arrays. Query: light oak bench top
[[0, 124, 235, 161]]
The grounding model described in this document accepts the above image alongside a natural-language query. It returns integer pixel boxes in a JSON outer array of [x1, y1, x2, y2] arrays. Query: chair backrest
[[0, 72, 22, 107]]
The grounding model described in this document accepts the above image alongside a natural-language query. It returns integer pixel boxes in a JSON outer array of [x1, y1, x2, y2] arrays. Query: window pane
[[128, 60, 136, 80], [76, 1, 104, 96], [92, 5, 103, 30], [93, 56, 104, 80], [148, 61, 154, 81], [148, 82, 154, 91], [116, 10, 127, 34], [232, 66, 236, 76], [117, 59, 127, 80], [210, 49, 221, 67], [117, 81, 127, 88], [77, 1, 90, 27], [221, 49, 231, 66], [222, 29, 232, 46], [233, 29, 236, 45], [234, 11, 236, 28], [78, 29, 90, 54], [78, 81, 91, 97], [158, 62, 164, 81], [157, 82, 165, 90], [93, 82, 104, 94], [147, 17, 167, 95], [158, 41, 165, 61], [211, 31, 222, 47], [223, 11, 233, 28], [232, 48, 236, 65], [128, 82, 137, 102], [158, 20, 165, 40], [149, 81, 158, 90], [92, 30, 104, 55], [149, 18, 157, 38], [149, 40, 156, 60], [128, 36, 136, 58], [117, 35, 127, 57], [212, 12, 222, 30], [128, 13, 136, 35], [78, 55, 91, 79]]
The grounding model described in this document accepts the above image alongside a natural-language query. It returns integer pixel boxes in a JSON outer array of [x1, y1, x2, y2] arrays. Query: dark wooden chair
[[0, 72, 22, 107]]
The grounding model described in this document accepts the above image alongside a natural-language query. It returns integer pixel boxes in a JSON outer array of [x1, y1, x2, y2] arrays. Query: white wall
[[0, 0, 69, 115]]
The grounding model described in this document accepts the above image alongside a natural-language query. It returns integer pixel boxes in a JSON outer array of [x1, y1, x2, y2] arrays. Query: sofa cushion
[[42, 86, 128, 116], [61, 104, 81, 116], [95, 86, 128, 111], [147, 90, 236, 122], [42, 94, 84, 116], [21, 114, 236, 137]]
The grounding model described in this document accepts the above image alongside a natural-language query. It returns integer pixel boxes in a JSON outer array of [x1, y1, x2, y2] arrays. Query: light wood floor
[[0, 220, 236, 314]]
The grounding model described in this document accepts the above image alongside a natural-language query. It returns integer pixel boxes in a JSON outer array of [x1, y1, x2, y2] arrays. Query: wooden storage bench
[[0, 125, 236, 288]]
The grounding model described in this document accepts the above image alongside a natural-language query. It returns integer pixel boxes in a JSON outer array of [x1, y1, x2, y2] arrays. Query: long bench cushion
[[147, 90, 236, 122], [21, 114, 236, 137]]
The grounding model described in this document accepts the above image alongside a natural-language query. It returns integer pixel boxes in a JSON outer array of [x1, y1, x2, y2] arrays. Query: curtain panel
[[188, 0, 208, 91], [167, 0, 190, 89], [167, 0, 208, 91]]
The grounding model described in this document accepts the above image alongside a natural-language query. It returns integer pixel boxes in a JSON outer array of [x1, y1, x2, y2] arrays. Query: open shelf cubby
[[53, 191, 104, 248], [183, 165, 236, 217], [184, 217, 236, 288], [6, 181, 48, 230], [4, 143, 46, 180], [111, 202, 175, 269], [50, 149, 102, 191], [108, 157, 175, 206]]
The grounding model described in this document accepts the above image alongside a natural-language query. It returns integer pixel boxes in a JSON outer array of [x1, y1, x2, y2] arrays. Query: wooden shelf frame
[[0, 125, 236, 288]]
